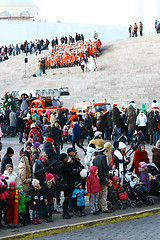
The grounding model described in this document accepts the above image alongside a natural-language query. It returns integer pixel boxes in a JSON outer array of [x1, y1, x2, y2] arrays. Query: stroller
[[124, 171, 154, 207], [147, 163, 160, 196], [111, 127, 127, 143]]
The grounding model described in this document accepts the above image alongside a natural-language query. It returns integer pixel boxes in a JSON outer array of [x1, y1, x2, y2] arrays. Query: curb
[[1, 207, 160, 240]]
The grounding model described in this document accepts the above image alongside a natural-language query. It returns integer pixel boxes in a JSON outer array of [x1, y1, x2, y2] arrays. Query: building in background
[[0, 0, 39, 21]]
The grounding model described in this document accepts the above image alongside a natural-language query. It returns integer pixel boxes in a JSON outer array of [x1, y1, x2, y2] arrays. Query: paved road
[[33, 214, 160, 240]]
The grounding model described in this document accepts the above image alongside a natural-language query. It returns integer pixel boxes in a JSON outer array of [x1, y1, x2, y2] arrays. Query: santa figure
[[151, 100, 160, 113]]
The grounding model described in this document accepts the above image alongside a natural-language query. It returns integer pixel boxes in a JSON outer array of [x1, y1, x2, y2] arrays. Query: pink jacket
[[87, 166, 101, 193]]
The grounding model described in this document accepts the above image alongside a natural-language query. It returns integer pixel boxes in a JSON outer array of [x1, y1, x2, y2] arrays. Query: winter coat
[[72, 123, 81, 141], [58, 162, 73, 195], [96, 112, 104, 133], [87, 166, 101, 193], [17, 116, 25, 132], [84, 117, 92, 131], [1, 154, 13, 174], [72, 158, 84, 184], [93, 152, 111, 186], [126, 105, 137, 131], [72, 188, 86, 207], [43, 140, 58, 166], [52, 127, 63, 146], [29, 185, 42, 211], [3, 170, 18, 188], [57, 112, 66, 129], [114, 149, 129, 182], [28, 127, 41, 143], [42, 181, 56, 205], [112, 107, 121, 128], [134, 149, 149, 175], [152, 147, 160, 170], [138, 167, 150, 191], [31, 147, 41, 165], [136, 113, 147, 127], [9, 111, 17, 127], [18, 158, 31, 194], [33, 158, 53, 185], [89, 137, 105, 148], [85, 146, 96, 167], [104, 112, 113, 129], [18, 192, 30, 213]]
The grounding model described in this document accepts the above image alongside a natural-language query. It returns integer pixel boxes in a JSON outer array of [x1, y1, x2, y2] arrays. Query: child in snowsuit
[[42, 173, 56, 222], [112, 176, 128, 202], [72, 182, 86, 217], [6, 182, 16, 225], [0, 175, 9, 228], [108, 179, 119, 203], [17, 184, 31, 226], [29, 179, 42, 225], [87, 166, 101, 215], [138, 162, 150, 191], [130, 176, 148, 195], [62, 125, 68, 143]]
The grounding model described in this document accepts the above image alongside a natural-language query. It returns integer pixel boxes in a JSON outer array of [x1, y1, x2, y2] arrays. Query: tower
[[0, 0, 39, 21]]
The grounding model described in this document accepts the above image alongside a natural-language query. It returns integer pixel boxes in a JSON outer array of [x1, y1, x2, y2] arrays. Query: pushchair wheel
[[107, 201, 114, 210], [147, 198, 154, 206], [137, 201, 143, 207], [119, 204, 124, 210], [130, 202, 136, 208]]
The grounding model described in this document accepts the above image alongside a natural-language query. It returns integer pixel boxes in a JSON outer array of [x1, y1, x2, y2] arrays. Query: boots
[[62, 212, 72, 219], [32, 218, 37, 225], [36, 218, 41, 224]]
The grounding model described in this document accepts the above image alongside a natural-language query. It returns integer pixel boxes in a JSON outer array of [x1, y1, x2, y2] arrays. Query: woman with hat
[[134, 143, 149, 175]]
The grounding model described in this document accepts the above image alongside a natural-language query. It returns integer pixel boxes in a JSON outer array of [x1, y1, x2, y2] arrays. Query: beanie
[[33, 142, 40, 149], [17, 185, 24, 190], [46, 138, 54, 143], [45, 172, 54, 181], [80, 169, 87, 178], [75, 182, 82, 188], [97, 147, 105, 153], [118, 142, 126, 149], [32, 179, 40, 187], [113, 104, 117, 108], [9, 181, 15, 188], [139, 162, 148, 168], [7, 147, 14, 155]]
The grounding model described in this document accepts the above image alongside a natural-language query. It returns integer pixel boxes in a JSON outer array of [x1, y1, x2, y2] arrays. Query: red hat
[[9, 181, 15, 188], [45, 172, 54, 181], [113, 104, 117, 107], [46, 138, 54, 143]]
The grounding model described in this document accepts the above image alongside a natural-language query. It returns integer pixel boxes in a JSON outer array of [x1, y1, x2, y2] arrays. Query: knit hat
[[67, 147, 76, 153], [45, 172, 54, 181], [80, 169, 87, 178], [46, 138, 54, 143], [113, 104, 117, 107], [9, 181, 15, 188], [32, 179, 40, 187], [97, 147, 105, 153], [139, 162, 148, 168], [118, 142, 126, 149], [94, 131, 102, 138], [75, 182, 82, 188], [17, 185, 24, 190], [33, 142, 40, 149], [7, 147, 14, 155], [108, 179, 112, 184]]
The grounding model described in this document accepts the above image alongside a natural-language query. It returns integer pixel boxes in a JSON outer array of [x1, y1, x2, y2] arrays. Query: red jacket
[[134, 148, 149, 175], [87, 166, 101, 193]]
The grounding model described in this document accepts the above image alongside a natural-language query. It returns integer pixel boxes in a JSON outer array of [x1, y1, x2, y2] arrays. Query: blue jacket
[[72, 188, 86, 207], [72, 123, 81, 141]]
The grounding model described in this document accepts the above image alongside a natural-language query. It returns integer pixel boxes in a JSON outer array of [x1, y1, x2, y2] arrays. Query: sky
[[33, 0, 140, 26]]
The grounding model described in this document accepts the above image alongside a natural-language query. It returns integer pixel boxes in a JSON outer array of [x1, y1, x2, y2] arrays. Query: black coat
[[1, 154, 13, 174], [43, 141, 59, 166], [42, 181, 56, 205], [112, 107, 122, 128], [33, 159, 53, 185], [52, 127, 63, 147], [29, 185, 42, 211], [18, 116, 25, 132], [93, 152, 111, 185], [59, 162, 73, 195], [72, 158, 84, 183]]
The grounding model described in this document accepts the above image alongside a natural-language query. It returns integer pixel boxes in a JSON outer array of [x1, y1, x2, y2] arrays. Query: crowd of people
[[1, 99, 160, 228], [129, 22, 143, 38]]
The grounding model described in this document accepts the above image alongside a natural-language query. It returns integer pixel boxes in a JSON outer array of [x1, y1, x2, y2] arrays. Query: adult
[[69, 111, 78, 128], [112, 104, 122, 134], [52, 121, 63, 156], [9, 109, 17, 137], [152, 140, 160, 170], [96, 109, 104, 137], [114, 142, 130, 184], [85, 143, 97, 171], [72, 151, 85, 189], [84, 113, 93, 139], [134, 143, 149, 175], [57, 112, 66, 129], [1, 147, 14, 174], [93, 147, 112, 213], [28, 123, 42, 143], [136, 110, 147, 140], [139, 22, 143, 36], [89, 131, 105, 148], [3, 164, 18, 187], [129, 25, 132, 38], [126, 103, 137, 144], [31, 142, 41, 165], [151, 111, 160, 146], [17, 111, 25, 144], [104, 142, 112, 167], [134, 23, 138, 37], [58, 153, 73, 219], [72, 119, 86, 154], [104, 111, 113, 140]]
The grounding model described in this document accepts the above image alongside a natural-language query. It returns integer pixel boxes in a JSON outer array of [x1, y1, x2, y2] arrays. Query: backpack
[[30, 130, 41, 143]]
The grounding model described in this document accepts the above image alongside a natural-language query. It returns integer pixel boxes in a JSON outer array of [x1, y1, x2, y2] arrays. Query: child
[[72, 182, 86, 217], [0, 123, 4, 140], [42, 173, 56, 222], [112, 176, 128, 202], [17, 185, 31, 226], [29, 179, 42, 225], [87, 166, 101, 215], [138, 162, 150, 191], [108, 179, 119, 203], [6, 182, 16, 226], [0, 175, 9, 226], [62, 125, 68, 143], [130, 176, 148, 195], [67, 125, 72, 143]]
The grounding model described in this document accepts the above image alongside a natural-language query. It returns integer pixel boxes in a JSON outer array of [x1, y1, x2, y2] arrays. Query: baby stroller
[[124, 171, 154, 207], [147, 163, 160, 196], [111, 127, 127, 143]]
